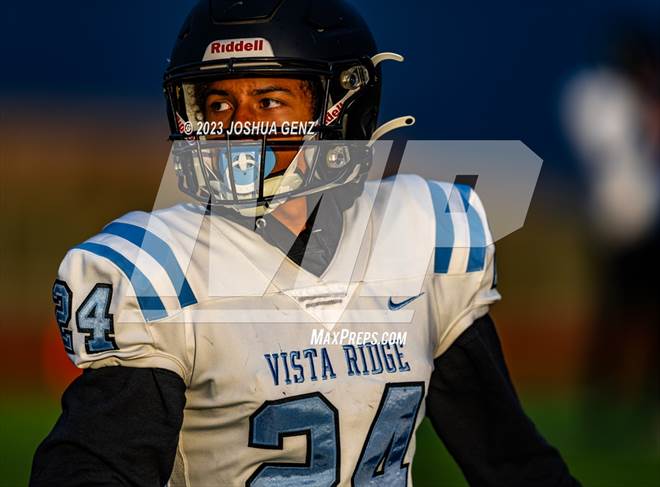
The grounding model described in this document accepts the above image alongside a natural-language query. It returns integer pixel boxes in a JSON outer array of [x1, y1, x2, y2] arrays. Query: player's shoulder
[[362, 174, 435, 229], [363, 174, 493, 275], [59, 205, 201, 322], [365, 173, 489, 216], [425, 178, 494, 275]]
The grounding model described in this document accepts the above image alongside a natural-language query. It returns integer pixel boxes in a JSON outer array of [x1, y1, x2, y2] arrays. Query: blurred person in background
[[563, 19, 659, 438]]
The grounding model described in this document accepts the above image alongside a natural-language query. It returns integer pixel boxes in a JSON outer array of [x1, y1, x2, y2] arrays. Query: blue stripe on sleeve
[[103, 222, 197, 308], [455, 185, 486, 272], [75, 242, 168, 321], [427, 181, 454, 273]]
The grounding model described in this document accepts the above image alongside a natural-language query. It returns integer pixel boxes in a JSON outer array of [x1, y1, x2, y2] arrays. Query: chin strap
[[368, 52, 416, 146], [368, 116, 416, 147], [371, 52, 404, 66]]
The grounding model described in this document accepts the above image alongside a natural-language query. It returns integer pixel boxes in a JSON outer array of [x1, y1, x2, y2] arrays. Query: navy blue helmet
[[163, 0, 411, 214]]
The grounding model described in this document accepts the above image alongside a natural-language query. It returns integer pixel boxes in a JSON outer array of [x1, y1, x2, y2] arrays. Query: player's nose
[[232, 101, 258, 124]]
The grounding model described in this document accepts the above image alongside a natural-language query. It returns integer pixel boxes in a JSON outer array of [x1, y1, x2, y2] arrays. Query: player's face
[[203, 77, 315, 172]]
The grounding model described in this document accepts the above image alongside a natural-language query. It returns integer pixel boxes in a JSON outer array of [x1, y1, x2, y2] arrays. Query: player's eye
[[259, 98, 283, 110], [209, 100, 231, 112]]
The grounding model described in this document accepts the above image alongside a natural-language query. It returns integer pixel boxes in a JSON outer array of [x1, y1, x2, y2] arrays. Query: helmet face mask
[[164, 0, 383, 214], [170, 137, 371, 217]]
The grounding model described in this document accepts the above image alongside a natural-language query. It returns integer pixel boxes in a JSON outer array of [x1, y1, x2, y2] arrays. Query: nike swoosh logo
[[388, 292, 425, 311]]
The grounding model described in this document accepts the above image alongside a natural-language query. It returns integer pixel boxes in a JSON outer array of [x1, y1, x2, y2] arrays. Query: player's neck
[[271, 196, 308, 235]]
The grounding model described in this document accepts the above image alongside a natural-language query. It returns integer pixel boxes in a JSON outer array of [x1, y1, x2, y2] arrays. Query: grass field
[[2, 393, 657, 486], [413, 396, 660, 486]]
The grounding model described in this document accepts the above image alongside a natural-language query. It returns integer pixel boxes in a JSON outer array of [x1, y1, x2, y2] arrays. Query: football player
[[31, 1, 579, 486]]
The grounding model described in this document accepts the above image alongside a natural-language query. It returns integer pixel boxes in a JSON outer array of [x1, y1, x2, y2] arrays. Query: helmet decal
[[203, 38, 275, 62]]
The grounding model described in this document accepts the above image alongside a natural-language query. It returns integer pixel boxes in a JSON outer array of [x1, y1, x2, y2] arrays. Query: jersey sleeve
[[52, 217, 196, 382], [425, 180, 501, 358], [30, 366, 186, 486]]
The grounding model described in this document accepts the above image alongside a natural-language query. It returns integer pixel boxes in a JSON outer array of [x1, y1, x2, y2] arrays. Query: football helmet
[[163, 0, 414, 215]]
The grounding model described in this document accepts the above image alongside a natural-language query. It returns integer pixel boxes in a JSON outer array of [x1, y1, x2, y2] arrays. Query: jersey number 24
[[248, 382, 424, 487]]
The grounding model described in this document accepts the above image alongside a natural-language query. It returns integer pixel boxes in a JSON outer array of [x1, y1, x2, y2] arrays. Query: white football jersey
[[53, 174, 499, 486]]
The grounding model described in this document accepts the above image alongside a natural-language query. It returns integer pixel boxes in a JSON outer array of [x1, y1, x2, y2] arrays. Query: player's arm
[[424, 181, 579, 485], [30, 366, 185, 487], [426, 314, 579, 487], [31, 236, 194, 486]]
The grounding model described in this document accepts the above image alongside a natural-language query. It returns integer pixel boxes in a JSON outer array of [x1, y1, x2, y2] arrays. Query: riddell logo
[[203, 37, 274, 61], [211, 39, 264, 54], [325, 100, 345, 124]]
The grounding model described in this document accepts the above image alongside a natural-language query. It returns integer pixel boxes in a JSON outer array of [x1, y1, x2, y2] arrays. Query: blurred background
[[1, 1, 658, 485]]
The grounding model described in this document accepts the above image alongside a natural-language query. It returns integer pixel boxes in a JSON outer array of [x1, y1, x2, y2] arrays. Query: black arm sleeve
[[426, 314, 580, 487], [30, 366, 186, 487]]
